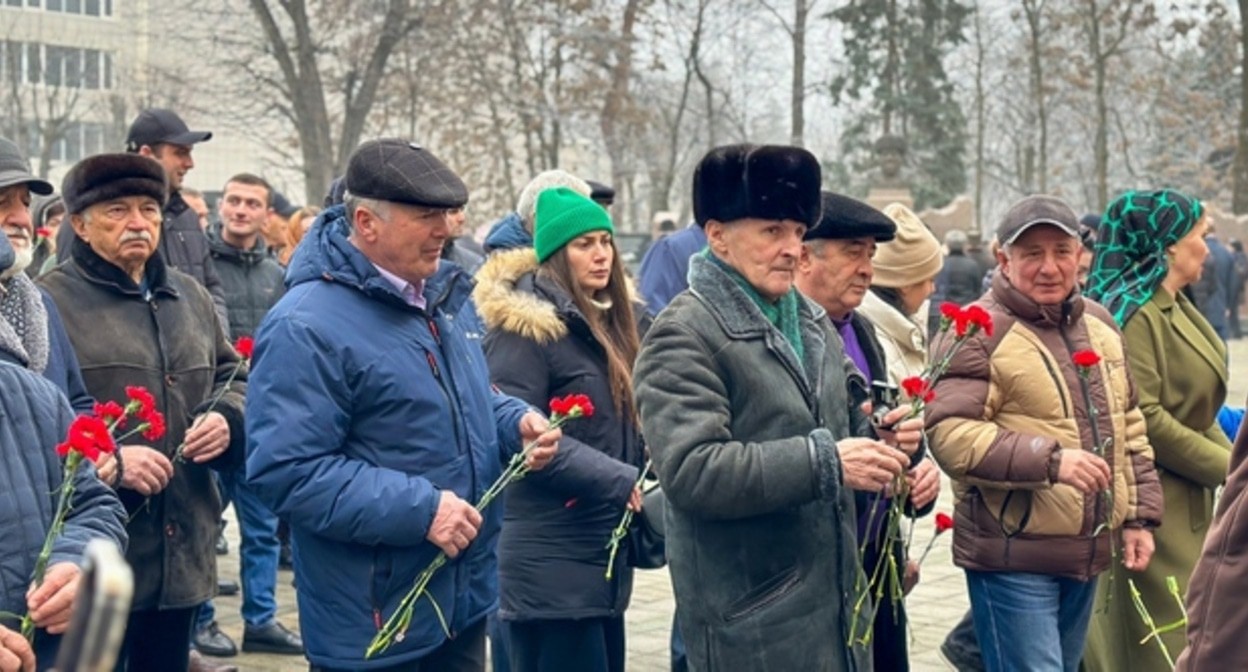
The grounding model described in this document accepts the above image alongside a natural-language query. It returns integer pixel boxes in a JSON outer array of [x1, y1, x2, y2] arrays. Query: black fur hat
[[62, 153, 168, 215], [692, 144, 822, 228]]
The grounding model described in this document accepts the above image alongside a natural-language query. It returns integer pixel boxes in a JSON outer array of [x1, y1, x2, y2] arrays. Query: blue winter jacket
[[245, 205, 532, 669], [483, 212, 532, 253]]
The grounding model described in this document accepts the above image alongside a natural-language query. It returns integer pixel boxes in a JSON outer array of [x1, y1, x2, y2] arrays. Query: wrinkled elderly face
[[706, 217, 806, 302], [72, 196, 163, 279], [796, 237, 876, 319], [352, 200, 453, 285], [0, 183, 33, 252], [0, 184, 34, 278], [998, 224, 1079, 305]]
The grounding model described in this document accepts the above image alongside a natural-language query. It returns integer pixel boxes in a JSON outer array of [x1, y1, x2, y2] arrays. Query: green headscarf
[[703, 249, 804, 361], [1085, 189, 1203, 327]]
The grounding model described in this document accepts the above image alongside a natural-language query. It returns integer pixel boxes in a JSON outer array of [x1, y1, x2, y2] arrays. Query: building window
[[3, 43, 113, 89]]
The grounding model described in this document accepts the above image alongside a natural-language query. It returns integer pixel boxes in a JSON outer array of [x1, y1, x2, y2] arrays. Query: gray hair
[[515, 170, 591, 233], [343, 191, 392, 237], [945, 229, 967, 252]]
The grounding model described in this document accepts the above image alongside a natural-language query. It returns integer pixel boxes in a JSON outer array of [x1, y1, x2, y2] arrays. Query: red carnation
[[65, 415, 116, 464], [939, 302, 960, 321], [964, 305, 993, 337], [93, 400, 127, 429], [569, 394, 595, 418], [901, 377, 936, 405], [234, 336, 255, 360], [1072, 350, 1101, 369], [549, 396, 571, 416], [935, 512, 955, 534], [125, 386, 157, 415], [36, 227, 51, 239], [139, 409, 167, 442]]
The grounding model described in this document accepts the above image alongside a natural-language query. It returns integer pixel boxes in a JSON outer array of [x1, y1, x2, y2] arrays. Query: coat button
[[165, 524, 176, 538], [165, 375, 176, 387]]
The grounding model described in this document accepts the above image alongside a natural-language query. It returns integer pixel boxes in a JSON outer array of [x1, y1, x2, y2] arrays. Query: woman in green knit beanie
[[472, 186, 647, 672]]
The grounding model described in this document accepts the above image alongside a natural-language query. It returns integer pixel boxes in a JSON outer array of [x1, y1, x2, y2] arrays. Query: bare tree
[[246, 0, 418, 203], [760, 0, 812, 146], [1235, 0, 1248, 213]]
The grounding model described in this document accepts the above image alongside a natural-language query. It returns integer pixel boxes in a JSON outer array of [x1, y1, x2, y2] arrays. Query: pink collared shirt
[[372, 263, 427, 310]]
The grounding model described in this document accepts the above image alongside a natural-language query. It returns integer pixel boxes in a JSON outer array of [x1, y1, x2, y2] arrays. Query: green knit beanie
[[534, 187, 614, 263]]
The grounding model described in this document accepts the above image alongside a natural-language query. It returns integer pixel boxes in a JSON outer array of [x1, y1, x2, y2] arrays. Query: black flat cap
[[0, 137, 53, 195], [62, 154, 168, 215], [804, 191, 896, 242], [693, 144, 822, 228], [126, 109, 212, 151], [345, 139, 468, 208], [586, 180, 615, 205]]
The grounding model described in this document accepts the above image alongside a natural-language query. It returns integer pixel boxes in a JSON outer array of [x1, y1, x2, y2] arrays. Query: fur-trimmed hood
[[474, 247, 647, 346], [473, 247, 567, 344]]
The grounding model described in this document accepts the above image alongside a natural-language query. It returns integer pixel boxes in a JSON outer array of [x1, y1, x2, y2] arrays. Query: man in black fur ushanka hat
[[634, 144, 926, 671]]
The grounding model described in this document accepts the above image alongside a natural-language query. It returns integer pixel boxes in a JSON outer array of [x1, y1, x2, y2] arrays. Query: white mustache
[[120, 231, 153, 244]]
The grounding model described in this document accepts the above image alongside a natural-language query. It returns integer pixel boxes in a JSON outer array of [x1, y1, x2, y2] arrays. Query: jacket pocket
[[722, 566, 802, 623], [369, 547, 395, 627]]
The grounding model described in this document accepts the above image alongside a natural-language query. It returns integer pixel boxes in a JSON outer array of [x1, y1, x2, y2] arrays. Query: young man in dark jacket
[[245, 139, 562, 671], [0, 234, 128, 672], [192, 173, 302, 659], [40, 153, 246, 672]]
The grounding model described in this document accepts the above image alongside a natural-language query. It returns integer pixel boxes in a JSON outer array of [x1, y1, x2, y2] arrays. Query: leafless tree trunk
[[1022, 0, 1048, 192], [1082, 0, 1139, 211], [248, 0, 416, 204], [973, 3, 986, 232], [600, 0, 643, 223], [1234, 0, 1248, 213], [760, 0, 810, 146]]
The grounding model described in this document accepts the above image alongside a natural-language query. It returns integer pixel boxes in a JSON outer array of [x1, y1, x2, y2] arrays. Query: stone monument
[[866, 134, 915, 211]]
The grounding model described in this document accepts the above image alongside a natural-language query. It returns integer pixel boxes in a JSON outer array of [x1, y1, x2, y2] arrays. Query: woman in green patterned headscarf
[[1082, 189, 1232, 672]]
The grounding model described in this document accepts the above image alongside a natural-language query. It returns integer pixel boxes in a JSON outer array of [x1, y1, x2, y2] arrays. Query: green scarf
[[704, 249, 804, 361]]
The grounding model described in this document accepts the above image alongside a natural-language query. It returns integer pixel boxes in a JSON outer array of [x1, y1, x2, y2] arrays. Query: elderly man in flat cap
[[795, 193, 942, 672], [633, 144, 925, 671], [245, 138, 561, 671], [39, 153, 246, 672]]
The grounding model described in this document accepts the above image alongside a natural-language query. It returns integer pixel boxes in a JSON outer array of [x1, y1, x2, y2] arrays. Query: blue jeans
[[196, 467, 281, 629], [965, 570, 1097, 672]]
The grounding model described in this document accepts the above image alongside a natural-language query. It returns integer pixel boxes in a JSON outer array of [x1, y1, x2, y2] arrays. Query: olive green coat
[[1083, 291, 1231, 672]]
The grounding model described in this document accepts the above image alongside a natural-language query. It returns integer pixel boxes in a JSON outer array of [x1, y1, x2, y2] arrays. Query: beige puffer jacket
[[925, 272, 1163, 580]]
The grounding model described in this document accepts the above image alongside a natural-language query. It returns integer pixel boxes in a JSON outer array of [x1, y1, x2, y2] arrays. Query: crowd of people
[[1, 105, 1247, 672]]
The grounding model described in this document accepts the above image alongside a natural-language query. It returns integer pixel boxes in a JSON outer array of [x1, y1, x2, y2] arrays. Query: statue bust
[[871, 134, 909, 190]]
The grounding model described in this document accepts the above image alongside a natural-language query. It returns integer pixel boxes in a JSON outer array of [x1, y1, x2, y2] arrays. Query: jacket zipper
[[1057, 307, 1104, 572], [1040, 352, 1072, 419], [425, 317, 469, 639], [723, 569, 801, 622]]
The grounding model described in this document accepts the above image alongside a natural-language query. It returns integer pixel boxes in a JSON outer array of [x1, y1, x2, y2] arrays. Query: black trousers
[[310, 618, 486, 672], [113, 606, 196, 672], [505, 616, 625, 672]]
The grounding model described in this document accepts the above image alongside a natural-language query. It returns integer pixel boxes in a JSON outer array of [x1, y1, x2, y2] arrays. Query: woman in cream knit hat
[[858, 203, 944, 384]]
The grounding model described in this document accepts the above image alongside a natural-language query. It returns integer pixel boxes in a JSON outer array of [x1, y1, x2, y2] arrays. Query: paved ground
[[209, 339, 1248, 671]]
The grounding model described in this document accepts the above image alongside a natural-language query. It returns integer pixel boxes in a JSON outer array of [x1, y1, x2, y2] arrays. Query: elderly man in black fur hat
[[633, 144, 926, 671], [39, 153, 246, 672]]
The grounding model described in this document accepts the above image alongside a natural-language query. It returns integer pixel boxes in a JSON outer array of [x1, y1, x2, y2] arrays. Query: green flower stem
[[21, 451, 82, 641], [365, 412, 576, 659], [174, 360, 245, 464], [1129, 578, 1174, 668], [605, 462, 650, 581]]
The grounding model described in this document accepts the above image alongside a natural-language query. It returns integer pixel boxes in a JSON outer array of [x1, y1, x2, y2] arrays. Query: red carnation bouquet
[[16, 386, 165, 641], [174, 336, 252, 463], [850, 302, 992, 648], [365, 393, 593, 659]]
